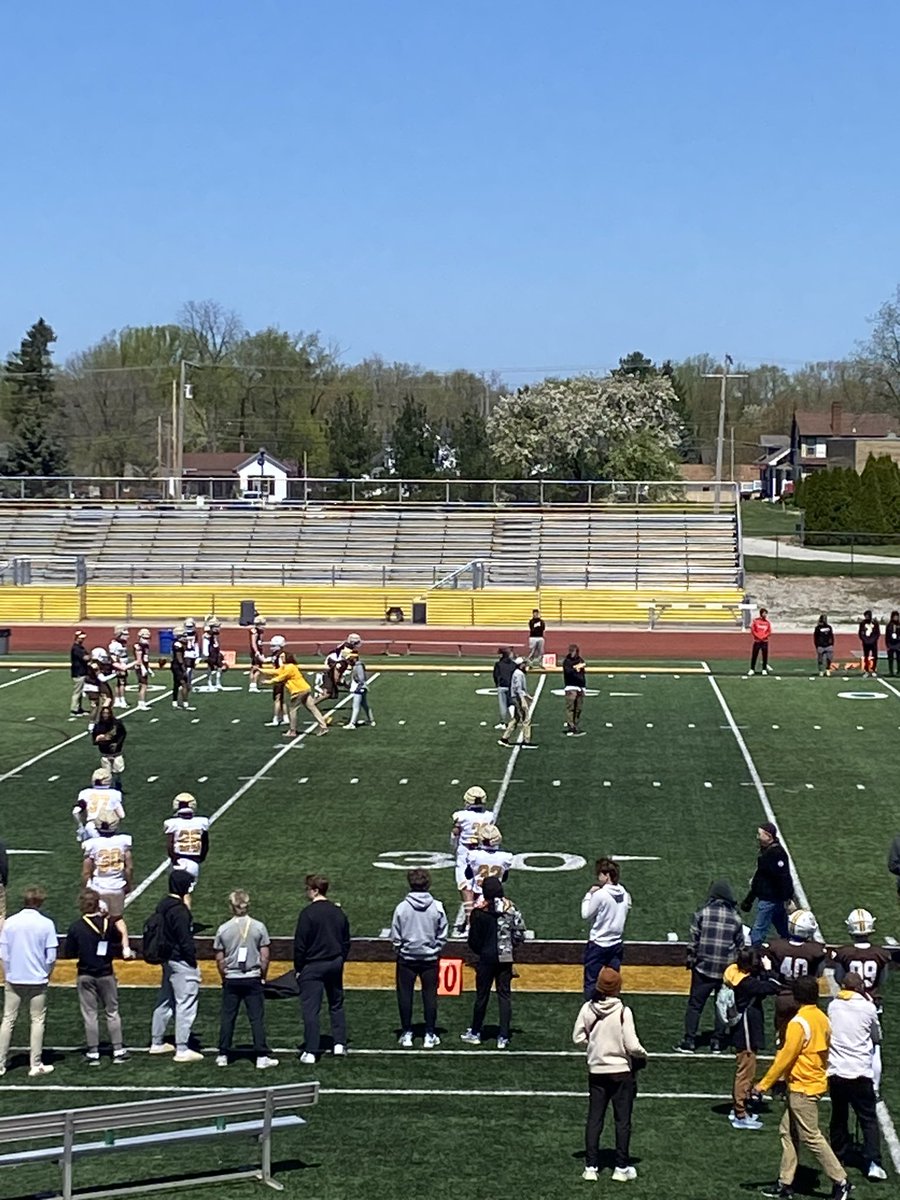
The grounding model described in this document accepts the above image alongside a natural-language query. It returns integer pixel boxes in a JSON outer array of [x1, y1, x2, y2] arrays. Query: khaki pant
[[77, 974, 123, 1052], [503, 697, 532, 743], [70, 677, 85, 712], [733, 1049, 756, 1118], [100, 754, 125, 776], [778, 1090, 846, 1186], [289, 690, 327, 734], [0, 982, 48, 1069]]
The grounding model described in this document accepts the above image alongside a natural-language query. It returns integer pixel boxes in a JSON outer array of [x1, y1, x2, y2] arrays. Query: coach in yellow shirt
[[262, 656, 329, 738], [754, 976, 849, 1200]]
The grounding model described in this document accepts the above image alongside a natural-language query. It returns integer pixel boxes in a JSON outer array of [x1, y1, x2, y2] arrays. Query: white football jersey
[[108, 638, 128, 664], [164, 814, 210, 860], [465, 847, 514, 895], [74, 786, 125, 837], [452, 808, 497, 854], [184, 634, 198, 662], [83, 833, 132, 890]]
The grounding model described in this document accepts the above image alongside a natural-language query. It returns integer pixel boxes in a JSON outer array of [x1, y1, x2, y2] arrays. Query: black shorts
[[208, 651, 223, 669]]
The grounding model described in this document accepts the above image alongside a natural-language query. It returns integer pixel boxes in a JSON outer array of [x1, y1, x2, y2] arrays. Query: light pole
[[172, 360, 196, 499]]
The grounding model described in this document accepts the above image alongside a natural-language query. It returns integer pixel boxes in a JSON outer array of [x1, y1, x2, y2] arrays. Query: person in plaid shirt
[[676, 880, 745, 1054]]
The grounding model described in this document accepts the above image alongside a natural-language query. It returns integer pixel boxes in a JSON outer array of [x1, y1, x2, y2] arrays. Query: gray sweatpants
[[497, 687, 511, 722], [816, 647, 834, 671], [151, 960, 201, 1052], [77, 974, 123, 1052]]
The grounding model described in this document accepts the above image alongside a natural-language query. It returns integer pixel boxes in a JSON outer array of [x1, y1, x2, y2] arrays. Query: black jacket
[[156, 895, 197, 967], [730, 970, 781, 1052], [813, 623, 834, 649], [493, 657, 515, 689], [293, 900, 351, 972], [744, 841, 793, 905], [70, 643, 88, 678], [0, 840, 8, 888], [859, 619, 880, 646], [887, 622, 900, 650]]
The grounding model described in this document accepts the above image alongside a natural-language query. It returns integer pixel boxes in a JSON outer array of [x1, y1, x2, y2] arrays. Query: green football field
[[0, 656, 898, 1197]]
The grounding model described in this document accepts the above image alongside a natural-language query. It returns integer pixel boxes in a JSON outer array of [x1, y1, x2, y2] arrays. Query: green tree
[[3, 319, 68, 475], [389, 394, 438, 477], [326, 394, 379, 478], [450, 406, 495, 479], [613, 350, 656, 380]]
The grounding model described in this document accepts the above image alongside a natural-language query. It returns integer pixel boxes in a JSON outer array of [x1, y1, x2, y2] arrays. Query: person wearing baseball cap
[[70, 631, 89, 717], [740, 823, 795, 946]]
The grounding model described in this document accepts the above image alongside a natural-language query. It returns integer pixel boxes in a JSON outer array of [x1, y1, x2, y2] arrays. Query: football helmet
[[184, 618, 196, 632], [115, 625, 128, 638], [347, 633, 362, 647], [138, 627, 151, 641], [91, 647, 110, 662], [480, 823, 502, 847], [92, 767, 112, 785], [253, 615, 267, 627], [270, 635, 286, 649], [788, 909, 818, 941], [464, 785, 487, 807], [172, 792, 197, 813], [846, 908, 875, 937]]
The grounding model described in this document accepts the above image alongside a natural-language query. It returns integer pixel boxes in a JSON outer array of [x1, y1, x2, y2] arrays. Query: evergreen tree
[[857, 454, 886, 535], [326, 393, 379, 478], [389, 394, 438, 477], [3, 319, 67, 475], [451, 407, 495, 479]]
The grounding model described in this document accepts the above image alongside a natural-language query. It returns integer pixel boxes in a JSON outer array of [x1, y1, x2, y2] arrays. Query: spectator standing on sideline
[[390, 868, 448, 1048], [723, 948, 781, 1130], [827, 972, 886, 1182], [886, 610, 900, 677], [813, 614, 835, 677], [213, 890, 278, 1069], [345, 653, 375, 729], [741, 823, 794, 946], [562, 643, 588, 737], [0, 886, 58, 1076], [461, 876, 525, 1048], [148, 870, 203, 1063], [65, 888, 127, 1065], [526, 608, 546, 664], [293, 874, 350, 1064], [749, 607, 772, 675], [492, 648, 516, 730], [676, 879, 744, 1054], [573, 966, 647, 1183], [755, 976, 850, 1200], [581, 858, 632, 997], [858, 609, 880, 677], [70, 630, 88, 716], [498, 658, 536, 748]]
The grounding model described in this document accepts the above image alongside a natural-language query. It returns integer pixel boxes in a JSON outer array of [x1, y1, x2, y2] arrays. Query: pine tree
[[326, 393, 379, 478], [3, 319, 67, 476], [389, 394, 438, 478]]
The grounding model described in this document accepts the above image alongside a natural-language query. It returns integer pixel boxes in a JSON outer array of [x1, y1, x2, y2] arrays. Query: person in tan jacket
[[572, 967, 647, 1184]]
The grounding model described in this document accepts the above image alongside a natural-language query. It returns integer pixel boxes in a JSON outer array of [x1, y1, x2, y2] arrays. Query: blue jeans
[[750, 900, 788, 946], [583, 942, 623, 999]]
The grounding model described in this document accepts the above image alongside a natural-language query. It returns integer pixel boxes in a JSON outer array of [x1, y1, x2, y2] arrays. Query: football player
[[108, 626, 129, 709], [764, 908, 828, 1040], [170, 627, 194, 710], [133, 628, 152, 710], [318, 634, 362, 701], [164, 793, 210, 908], [451, 786, 496, 933], [82, 819, 134, 957], [465, 824, 514, 904], [72, 767, 125, 843], [266, 634, 288, 726], [182, 618, 199, 685], [202, 614, 224, 691], [248, 615, 266, 693]]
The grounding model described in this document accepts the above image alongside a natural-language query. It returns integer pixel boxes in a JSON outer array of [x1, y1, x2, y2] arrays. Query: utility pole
[[703, 355, 747, 512], [173, 360, 195, 500]]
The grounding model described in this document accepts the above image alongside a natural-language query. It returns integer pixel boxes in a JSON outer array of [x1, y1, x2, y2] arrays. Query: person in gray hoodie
[[390, 869, 448, 1049]]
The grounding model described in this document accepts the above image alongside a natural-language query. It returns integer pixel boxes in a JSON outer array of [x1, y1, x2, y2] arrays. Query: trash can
[[158, 628, 174, 656], [412, 602, 426, 625], [0, 628, 10, 655]]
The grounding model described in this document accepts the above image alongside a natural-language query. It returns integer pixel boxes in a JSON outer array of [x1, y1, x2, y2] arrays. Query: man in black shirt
[[740, 823, 794, 945], [886, 610, 900, 676], [492, 648, 516, 731], [70, 631, 88, 717], [92, 702, 127, 791], [812, 613, 834, 677], [562, 643, 587, 737], [527, 609, 546, 665], [858, 610, 880, 677], [65, 888, 126, 1064], [149, 870, 203, 1062], [294, 873, 350, 1063]]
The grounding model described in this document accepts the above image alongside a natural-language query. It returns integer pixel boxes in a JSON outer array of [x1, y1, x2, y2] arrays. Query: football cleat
[[788, 909, 818, 941], [480, 823, 502, 847], [846, 908, 875, 937], [463, 786, 487, 807], [172, 792, 197, 813]]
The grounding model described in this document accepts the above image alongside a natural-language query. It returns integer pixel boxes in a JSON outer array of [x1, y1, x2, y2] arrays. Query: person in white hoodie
[[390, 869, 448, 1050], [581, 858, 632, 998], [573, 966, 647, 1183], [827, 971, 886, 1182]]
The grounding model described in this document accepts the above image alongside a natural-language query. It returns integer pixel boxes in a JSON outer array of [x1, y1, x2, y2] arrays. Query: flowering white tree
[[487, 373, 682, 480]]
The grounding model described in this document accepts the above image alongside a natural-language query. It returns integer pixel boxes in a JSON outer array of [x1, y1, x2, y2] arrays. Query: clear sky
[[2, 1, 898, 376]]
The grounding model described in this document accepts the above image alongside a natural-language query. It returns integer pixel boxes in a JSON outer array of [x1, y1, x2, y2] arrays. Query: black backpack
[[142, 905, 173, 965]]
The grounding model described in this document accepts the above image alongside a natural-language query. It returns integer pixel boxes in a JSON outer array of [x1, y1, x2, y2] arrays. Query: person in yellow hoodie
[[261, 655, 329, 738], [754, 976, 850, 1200]]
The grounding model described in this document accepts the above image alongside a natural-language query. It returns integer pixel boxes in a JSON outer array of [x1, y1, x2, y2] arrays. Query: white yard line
[[878, 678, 900, 701], [0, 669, 49, 690], [453, 674, 547, 930], [125, 677, 378, 907], [707, 669, 900, 1174]]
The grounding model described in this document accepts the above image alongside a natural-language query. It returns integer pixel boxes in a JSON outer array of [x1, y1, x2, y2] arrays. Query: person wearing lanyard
[[65, 889, 127, 1065], [213, 890, 278, 1069]]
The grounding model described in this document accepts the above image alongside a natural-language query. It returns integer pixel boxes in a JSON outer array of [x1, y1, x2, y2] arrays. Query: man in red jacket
[[749, 607, 772, 675]]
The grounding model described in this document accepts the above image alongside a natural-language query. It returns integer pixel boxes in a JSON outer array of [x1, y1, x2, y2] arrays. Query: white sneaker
[[423, 1033, 441, 1049], [582, 1167, 599, 1181], [148, 1043, 175, 1055], [215, 1054, 228, 1068], [333, 1043, 346, 1056], [266, 719, 279, 727], [344, 723, 356, 730], [369, 721, 376, 727], [281, 716, 290, 725], [181, 703, 196, 711], [398, 1031, 413, 1048], [256, 1056, 279, 1069], [138, 701, 149, 711], [611, 1166, 637, 1182], [28, 1063, 54, 1076], [299, 1052, 316, 1065], [173, 1049, 204, 1063], [868, 1163, 888, 1181], [494, 723, 506, 730], [248, 685, 259, 694], [496, 1037, 509, 1049], [460, 1030, 481, 1045], [172, 702, 179, 709]]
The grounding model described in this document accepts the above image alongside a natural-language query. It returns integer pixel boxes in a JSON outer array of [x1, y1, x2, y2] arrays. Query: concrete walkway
[[743, 536, 900, 567]]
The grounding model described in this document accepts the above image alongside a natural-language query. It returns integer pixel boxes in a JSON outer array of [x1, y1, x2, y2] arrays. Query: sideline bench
[[0, 1081, 319, 1198]]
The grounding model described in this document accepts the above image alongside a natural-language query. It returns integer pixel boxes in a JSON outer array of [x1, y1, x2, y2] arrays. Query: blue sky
[[2, 1, 898, 376]]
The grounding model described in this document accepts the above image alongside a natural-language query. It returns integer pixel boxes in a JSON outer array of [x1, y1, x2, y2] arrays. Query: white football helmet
[[115, 625, 128, 638], [92, 767, 112, 785], [91, 647, 110, 662], [347, 633, 362, 647], [172, 792, 197, 813], [138, 627, 151, 641], [464, 786, 487, 808], [788, 909, 818, 941], [184, 618, 196, 632], [253, 615, 266, 627], [270, 635, 286, 649], [846, 908, 875, 937], [480, 823, 502, 847]]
